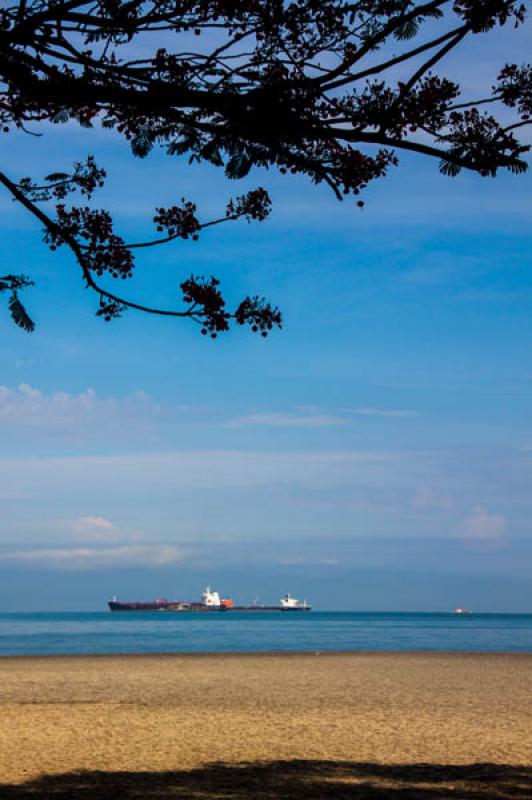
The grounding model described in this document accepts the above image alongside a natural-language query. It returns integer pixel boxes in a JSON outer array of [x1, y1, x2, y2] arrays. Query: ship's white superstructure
[[202, 587, 221, 607], [280, 592, 309, 610]]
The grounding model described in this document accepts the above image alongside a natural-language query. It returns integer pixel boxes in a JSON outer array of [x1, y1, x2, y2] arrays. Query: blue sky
[[1, 19, 532, 612]]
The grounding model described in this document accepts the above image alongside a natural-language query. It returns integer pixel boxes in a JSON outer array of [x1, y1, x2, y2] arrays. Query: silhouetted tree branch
[[0, 0, 531, 334]]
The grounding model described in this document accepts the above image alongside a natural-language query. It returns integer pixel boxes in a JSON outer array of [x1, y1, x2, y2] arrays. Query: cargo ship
[[108, 587, 311, 612]]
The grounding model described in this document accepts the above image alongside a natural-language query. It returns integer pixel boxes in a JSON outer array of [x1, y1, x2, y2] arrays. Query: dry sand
[[0, 652, 531, 798]]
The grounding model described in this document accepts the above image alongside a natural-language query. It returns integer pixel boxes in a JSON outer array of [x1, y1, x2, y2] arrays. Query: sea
[[0, 611, 531, 656]]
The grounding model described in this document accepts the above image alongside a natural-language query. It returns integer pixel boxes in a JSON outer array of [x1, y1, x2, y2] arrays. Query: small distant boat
[[454, 607, 473, 615]]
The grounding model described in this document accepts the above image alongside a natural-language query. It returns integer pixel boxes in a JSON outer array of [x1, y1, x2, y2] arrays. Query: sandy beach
[[1, 652, 531, 798]]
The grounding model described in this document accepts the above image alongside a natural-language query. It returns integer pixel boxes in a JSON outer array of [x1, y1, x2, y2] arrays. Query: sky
[[1, 15, 532, 612]]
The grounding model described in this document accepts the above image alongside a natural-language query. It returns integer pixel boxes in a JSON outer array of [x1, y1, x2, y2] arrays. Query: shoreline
[[2, 648, 532, 660]]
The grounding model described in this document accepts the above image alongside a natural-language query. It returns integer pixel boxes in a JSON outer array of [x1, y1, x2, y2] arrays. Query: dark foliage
[[0, 1, 531, 334], [1, 760, 531, 799], [0, 274, 35, 332]]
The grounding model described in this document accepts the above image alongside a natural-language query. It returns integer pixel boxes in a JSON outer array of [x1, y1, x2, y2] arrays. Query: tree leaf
[[201, 142, 224, 166], [394, 19, 418, 40], [131, 132, 153, 158], [8, 292, 35, 332], [439, 158, 462, 177], [168, 140, 189, 156], [51, 109, 69, 124], [225, 152, 252, 179], [508, 159, 528, 174]]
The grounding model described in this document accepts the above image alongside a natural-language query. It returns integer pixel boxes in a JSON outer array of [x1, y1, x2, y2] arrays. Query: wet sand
[[1, 652, 531, 797]]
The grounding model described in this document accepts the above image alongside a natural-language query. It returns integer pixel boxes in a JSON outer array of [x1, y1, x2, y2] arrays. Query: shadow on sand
[[2, 760, 531, 799]]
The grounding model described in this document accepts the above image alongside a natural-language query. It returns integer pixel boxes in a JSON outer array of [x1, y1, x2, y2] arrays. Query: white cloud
[[0, 544, 189, 570], [347, 407, 418, 418], [0, 383, 159, 436], [73, 515, 121, 542], [461, 506, 508, 548], [226, 412, 346, 427], [76, 515, 114, 530]]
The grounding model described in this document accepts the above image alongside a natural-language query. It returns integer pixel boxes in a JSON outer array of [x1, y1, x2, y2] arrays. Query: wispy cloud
[[0, 544, 189, 570], [225, 411, 347, 428], [72, 515, 138, 543], [279, 557, 339, 566], [75, 515, 114, 532], [346, 407, 419, 418], [461, 506, 508, 549], [411, 486, 454, 512], [227, 404, 414, 428], [0, 448, 413, 497]]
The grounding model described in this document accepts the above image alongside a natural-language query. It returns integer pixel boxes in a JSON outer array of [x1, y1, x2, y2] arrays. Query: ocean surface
[[0, 611, 531, 656]]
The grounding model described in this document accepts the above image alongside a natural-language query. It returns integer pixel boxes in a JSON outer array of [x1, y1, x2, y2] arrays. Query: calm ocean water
[[0, 611, 531, 656]]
